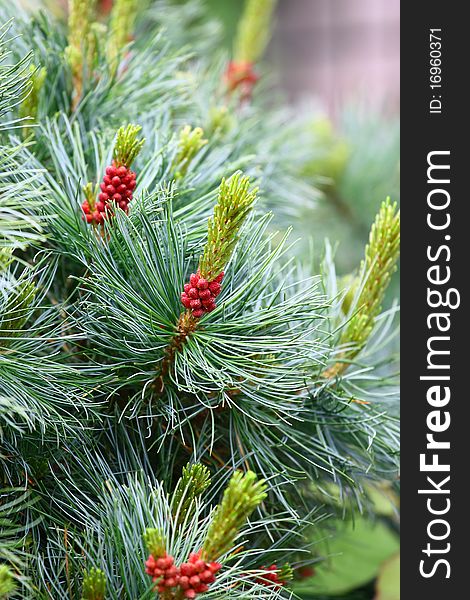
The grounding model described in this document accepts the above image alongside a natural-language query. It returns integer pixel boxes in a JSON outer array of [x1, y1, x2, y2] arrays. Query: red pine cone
[[256, 565, 287, 589], [81, 199, 105, 225], [178, 552, 222, 599], [225, 61, 259, 100], [145, 553, 180, 594], [82, 161, 137, 225], [181, 271, 224, 318], [297, 566, 315, 579], [98, 0, 113, 16]]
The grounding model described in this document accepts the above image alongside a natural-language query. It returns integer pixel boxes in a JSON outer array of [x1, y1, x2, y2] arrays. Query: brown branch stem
[[153, 311, 199, 394]]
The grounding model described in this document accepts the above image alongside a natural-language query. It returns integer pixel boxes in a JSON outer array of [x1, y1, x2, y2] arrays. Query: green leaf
[[374, 553, 400, 600], [293, 517, 399, 597]]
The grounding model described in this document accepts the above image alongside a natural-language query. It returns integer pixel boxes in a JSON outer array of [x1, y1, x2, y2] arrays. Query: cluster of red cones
[[145, 551, 221, 598], [145, 553, 179, 594], [181, 271, 224, 318], [178, 552, 222, 598], [82, 161, 136, 225], [224, 60, 259, 100], [256, 564, 288, 589]]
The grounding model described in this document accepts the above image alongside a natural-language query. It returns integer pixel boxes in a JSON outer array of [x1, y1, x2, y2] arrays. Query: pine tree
[[0, 1, 399, 598]]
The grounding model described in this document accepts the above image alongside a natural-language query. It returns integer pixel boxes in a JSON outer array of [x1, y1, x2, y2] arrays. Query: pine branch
[[0, 3, 401, 595], [31, 467, 298, 599], [154, 173, 257, 391], [226, 0, 277, 99]]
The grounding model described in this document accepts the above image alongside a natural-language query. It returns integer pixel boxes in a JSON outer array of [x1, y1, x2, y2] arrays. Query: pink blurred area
[[271, 0, 400, 113]]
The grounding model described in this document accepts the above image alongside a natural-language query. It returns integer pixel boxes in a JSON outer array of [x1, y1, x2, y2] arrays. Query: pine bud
[[180, 173, 255, 317], [0, 565, 16, 597], [143, 528, 167, 559], [228, 0, 276, 98], [172, 463, 211, 526], [178, 552, 221, 598], [234, 0, 277, 65], [65, 0, 98, 109], [256, 563, 293, 589], [81, 567, 106, 600], [199, 173, 257, 282], [18, 65, 47, 139], [107, 0, 138, 70], [180, 271, 224, 318], [173, 125, 208, 179], [0, 248, 13, 272], [97, 0, 113, 16], [325, 199, 400, 378], [201, 471, 267, 561], [0, 280, 36, 348], [145, 552, 180, 594], [114, 124, 145, 169], [297, 566, 316, 579], [224, 61, 258, 100]]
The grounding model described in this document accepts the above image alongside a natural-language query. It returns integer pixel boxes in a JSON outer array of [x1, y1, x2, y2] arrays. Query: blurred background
[[207, 0, 399, 112]]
